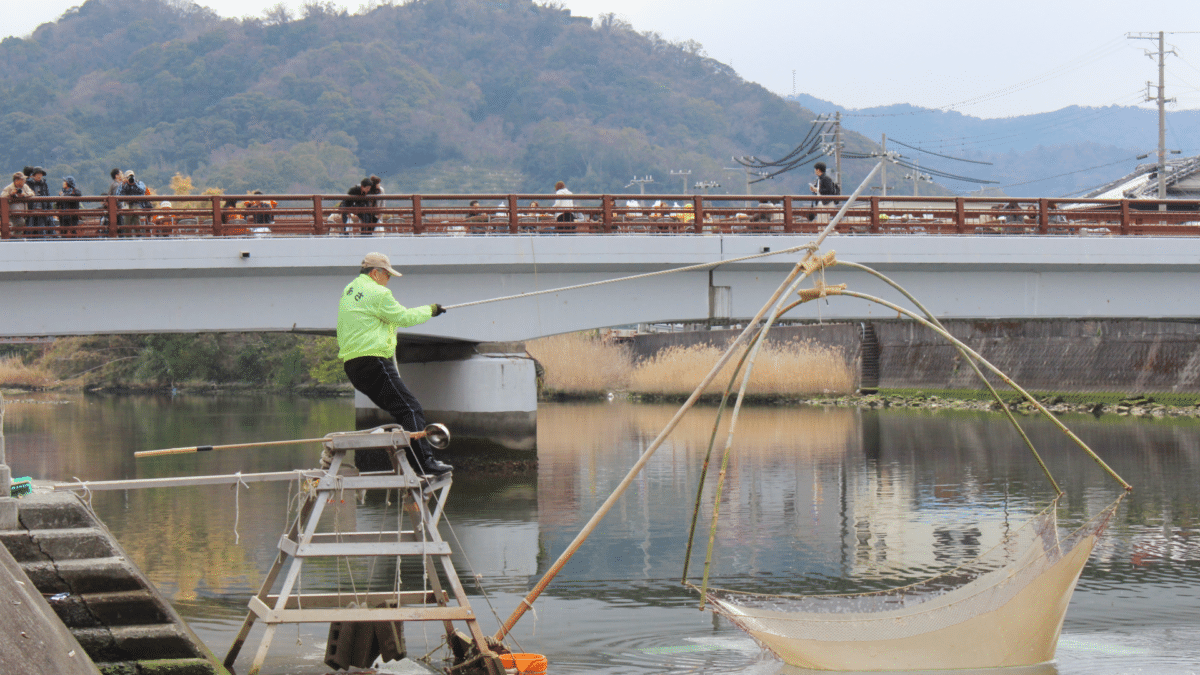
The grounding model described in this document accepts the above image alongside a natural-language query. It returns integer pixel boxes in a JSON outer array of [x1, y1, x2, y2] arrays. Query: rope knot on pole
[[798, 283, 846, 303], [801, 250, 837, 274]]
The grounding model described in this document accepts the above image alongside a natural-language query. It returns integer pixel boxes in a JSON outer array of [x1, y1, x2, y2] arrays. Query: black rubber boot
[[422, 459, 453, 476], [405, 447, 452, 476]]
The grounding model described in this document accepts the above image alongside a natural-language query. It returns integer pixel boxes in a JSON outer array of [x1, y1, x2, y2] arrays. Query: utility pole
[[694, 181, 720, 195], [627, 176, 654, 195], [1129, 31, 1177, 209], [881, 133, 888, 198], [670, 170, 692, 194], [814, 113, 844, 186], [834, 111, 843, 188], [913, 158, 919, 197]]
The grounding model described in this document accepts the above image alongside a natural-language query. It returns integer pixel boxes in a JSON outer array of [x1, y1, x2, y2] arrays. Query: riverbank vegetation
[[0, 334, 346, 392], [525, 331, 855, 399]]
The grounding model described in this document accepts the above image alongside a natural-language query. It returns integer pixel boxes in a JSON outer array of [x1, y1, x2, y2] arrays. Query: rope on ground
[[442, 243, 819, 310]]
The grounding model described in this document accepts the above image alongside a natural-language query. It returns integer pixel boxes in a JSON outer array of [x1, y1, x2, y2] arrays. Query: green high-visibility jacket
[[337, 274, 434, 361]]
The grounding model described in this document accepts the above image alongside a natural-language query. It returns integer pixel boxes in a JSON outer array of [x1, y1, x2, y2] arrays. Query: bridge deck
[[4, 233, 1200, 341]]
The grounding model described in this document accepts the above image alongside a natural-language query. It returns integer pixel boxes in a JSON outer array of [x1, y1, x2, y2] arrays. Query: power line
[[890, 157, 997, 184], [843, 37, 1130, 117], [888, 138, 993, 165], [1000, 156, 1140, 190], [899, 89, 1145, 150]]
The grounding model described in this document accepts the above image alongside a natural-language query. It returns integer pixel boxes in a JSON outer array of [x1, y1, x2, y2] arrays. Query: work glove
[[431, 303, 446, 317]]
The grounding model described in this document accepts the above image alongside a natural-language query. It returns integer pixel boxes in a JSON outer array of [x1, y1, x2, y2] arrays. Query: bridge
[[5, 192, 1200, 448]]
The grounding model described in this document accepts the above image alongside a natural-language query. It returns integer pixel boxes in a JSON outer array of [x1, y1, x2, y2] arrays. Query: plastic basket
[[499, 652, 548, 674]]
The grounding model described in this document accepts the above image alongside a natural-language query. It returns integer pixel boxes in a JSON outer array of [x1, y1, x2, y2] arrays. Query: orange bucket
[[499, 652, 548, 674]]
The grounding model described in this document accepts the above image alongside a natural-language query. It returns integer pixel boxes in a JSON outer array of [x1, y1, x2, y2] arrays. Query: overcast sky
[[8, 0, 1200, 118]]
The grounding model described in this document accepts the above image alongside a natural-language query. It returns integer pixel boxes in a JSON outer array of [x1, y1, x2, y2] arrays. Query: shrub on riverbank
[[0, 355, 54, 388], [2, 334, 348, 391]]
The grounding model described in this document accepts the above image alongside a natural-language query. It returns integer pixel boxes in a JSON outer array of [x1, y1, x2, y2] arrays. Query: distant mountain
[[0, 0, 892, 198], [790, 94, 1200, 197]]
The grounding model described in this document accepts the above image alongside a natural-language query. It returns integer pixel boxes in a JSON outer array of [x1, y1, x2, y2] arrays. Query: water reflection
[[3, 393, 1200, 673]]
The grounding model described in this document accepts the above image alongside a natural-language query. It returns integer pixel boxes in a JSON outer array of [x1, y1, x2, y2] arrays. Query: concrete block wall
[[876, 319, 1200, 394]]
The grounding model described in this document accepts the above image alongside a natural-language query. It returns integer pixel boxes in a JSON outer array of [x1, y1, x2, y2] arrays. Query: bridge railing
[[3, 194, 1199, 239]]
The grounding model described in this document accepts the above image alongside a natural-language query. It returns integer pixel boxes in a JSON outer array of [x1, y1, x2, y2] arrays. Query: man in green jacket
[[338, 252, 452, 475]]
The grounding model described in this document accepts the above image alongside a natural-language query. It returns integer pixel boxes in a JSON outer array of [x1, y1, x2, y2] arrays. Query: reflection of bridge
[[7, 225, 1200, 447]]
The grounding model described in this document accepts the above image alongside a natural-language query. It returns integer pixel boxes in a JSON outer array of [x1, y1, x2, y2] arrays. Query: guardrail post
[[1038, 199, 1049, 234], [508, 195, 519, 234], [691, 196, 703, 234], [783, 196, 794, 233], [106, 196, 120, 238], [412, 195, 423, 234], [955, 198, 966, 234], [0, 198, 9, 239], [313, 196, 326, 234], [211, 196, 223, 236], [602, 195, 614, 233], [1120, 199, 1130, 235], [869, 196, 880, 233]]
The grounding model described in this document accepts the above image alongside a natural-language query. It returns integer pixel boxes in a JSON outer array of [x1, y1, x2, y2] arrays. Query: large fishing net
[[697, 498, 1120, 670], [673, 165, 1132, 670]]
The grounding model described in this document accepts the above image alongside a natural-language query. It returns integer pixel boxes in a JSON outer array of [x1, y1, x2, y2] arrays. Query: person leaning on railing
[[57, 176, 82, 235], [116, 171, 150, 233], [2, 172, 35, 231], [26, 167, 52, 236]]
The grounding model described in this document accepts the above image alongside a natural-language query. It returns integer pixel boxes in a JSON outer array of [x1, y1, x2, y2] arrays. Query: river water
[[3, 393, 1199, 674]]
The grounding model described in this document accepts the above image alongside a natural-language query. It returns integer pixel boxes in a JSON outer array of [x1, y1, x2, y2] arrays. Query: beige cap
[[361, 252, 402, 277]]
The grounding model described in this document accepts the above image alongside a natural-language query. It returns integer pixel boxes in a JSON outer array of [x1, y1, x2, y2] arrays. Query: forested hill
[[0, 0, 884, 197]]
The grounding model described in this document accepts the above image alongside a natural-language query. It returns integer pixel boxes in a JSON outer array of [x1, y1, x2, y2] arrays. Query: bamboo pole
[[493, 162, 885, 641], [838, 289, 1131, 491], [833, 260, 1063, 496], [134, 427, 440, 458]]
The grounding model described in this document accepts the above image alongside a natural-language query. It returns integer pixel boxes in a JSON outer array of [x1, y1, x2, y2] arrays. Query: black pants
[[344, 355, 436, 471]]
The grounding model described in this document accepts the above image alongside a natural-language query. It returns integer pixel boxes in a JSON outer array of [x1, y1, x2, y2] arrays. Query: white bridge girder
[[3, 234, 1200, 340]]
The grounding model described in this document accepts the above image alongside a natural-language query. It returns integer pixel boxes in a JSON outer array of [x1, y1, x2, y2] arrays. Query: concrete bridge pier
[[354, 342, 538, 452]]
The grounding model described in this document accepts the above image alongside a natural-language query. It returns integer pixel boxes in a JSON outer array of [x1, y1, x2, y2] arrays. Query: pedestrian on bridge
[[26, 167, 51, 235], [554, 180, 574, 227], [337, 252, 452, 476], [2, 172, 34, 231]]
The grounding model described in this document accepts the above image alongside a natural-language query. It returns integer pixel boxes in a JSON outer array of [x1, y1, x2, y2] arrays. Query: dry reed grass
[[528, 333, 856, 398], [0, 355, 55, 388], [526, 333, 632, 395], [628, 340, 854, 397]]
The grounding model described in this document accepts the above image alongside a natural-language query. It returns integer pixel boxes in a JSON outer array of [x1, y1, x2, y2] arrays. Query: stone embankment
[[797, 393, 1199, 419], [0, 492, 229, 675]]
